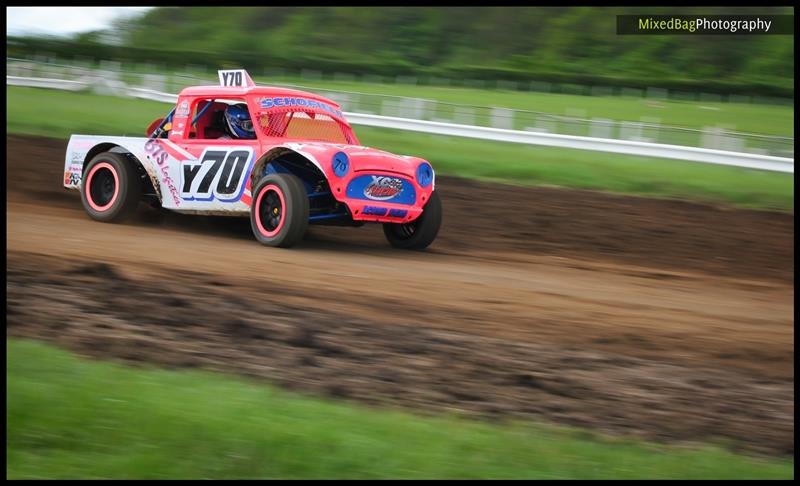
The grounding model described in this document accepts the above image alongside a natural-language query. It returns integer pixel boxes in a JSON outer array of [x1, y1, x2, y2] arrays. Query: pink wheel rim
[[255, 184, 286, 238], [84, 162, 120, 212]]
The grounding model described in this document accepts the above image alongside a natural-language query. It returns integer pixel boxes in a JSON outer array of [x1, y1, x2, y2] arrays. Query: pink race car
[[63, 69, 441, 249]]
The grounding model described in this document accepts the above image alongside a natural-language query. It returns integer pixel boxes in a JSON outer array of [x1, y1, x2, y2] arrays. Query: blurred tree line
[[6, 6, 794, 97]]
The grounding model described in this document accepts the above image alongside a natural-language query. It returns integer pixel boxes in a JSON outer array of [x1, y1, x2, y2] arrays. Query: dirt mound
[[7, 253, 793, 456]]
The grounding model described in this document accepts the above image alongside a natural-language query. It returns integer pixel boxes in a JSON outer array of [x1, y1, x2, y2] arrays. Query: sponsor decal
[[346, 174, 416, 205], [362, 206, 388, 216], [360, 207, 408, 218], [144, 139, 181, 206], [175, 100, 190, 118], [64, 171, 80, 185], [180, 148, 254, 202], [364, 176, 403, 201], [259, 97, 343, 118], [65, 160, 83, 185]]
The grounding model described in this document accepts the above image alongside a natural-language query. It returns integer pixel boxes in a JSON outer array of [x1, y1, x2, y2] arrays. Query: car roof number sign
[[218, 69, 254, 87]]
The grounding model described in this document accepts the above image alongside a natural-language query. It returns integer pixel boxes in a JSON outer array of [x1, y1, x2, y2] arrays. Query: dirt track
[[6, 135, 795, 456]]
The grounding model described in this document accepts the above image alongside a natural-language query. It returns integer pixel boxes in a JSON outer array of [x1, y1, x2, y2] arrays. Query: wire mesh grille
[[258, 109, 354, 144]]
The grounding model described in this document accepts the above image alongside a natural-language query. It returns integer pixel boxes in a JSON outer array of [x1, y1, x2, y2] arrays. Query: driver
[[220, 103, 256, 139]]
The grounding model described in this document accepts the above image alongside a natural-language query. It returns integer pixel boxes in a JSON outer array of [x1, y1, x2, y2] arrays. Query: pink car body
[[64, 70, 441, 249]]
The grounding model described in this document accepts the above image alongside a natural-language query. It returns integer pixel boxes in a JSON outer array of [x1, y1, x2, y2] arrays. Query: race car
[[63, 69, 441, 249]]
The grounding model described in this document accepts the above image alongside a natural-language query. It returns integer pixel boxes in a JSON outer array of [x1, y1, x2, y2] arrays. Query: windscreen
[[257, 110, 356, 144]]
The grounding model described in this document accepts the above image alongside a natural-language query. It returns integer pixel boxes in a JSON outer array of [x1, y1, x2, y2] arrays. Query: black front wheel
[[383, 190, 442, 250], [250, 173, 309, 248]]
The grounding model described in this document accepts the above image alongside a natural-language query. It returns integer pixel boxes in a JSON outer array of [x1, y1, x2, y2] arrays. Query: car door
[[166, 97, 259, 212]]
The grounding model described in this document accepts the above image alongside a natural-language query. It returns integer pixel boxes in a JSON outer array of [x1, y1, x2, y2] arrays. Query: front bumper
[[329, 170, 433, 223]]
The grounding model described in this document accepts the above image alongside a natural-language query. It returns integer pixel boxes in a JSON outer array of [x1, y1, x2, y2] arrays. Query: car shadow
[[129, 205, 445, 258]]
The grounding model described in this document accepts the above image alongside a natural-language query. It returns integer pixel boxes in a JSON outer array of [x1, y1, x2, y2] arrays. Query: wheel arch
[[84, 143, 161, 204], [250, 147, 327, 193]]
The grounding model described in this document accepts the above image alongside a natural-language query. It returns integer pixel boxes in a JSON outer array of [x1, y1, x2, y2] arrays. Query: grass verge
[[6, 339, 794, 479]]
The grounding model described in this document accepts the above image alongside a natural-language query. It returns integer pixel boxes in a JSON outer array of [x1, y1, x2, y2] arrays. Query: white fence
[[7, 74, 794, 174], [345, 113, 794, 173], [9, 57, 794, 158]]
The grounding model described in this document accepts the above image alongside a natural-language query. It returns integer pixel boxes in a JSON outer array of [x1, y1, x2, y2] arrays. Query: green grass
[[7, 86, 793, 211], [57, 60, 793, 136], [7, 339, 794, 479]]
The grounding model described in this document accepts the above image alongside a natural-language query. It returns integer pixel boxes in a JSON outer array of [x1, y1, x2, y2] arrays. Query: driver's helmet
[[223, 103, 255, 139]]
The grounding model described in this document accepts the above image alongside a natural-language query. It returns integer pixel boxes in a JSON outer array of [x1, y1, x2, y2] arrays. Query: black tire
[[80, 152, 141, 223], [383, 190, 442, 250], [250, 173, 310, 248]]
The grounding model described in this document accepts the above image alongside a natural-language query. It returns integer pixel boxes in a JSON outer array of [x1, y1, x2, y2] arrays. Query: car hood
[[282, 141, 426, 178]]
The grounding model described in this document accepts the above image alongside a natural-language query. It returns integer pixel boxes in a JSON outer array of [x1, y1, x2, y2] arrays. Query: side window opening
[[189, 98, 250, 140]]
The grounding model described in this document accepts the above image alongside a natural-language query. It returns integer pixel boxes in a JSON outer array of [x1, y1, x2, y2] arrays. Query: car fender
[[64, 135, 192, 209]]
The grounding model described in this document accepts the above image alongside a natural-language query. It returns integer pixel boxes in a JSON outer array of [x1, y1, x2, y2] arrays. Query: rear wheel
[[383, 190, 442, 250], [80, 152, 141, 222], [250, 173, 309, 248]]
